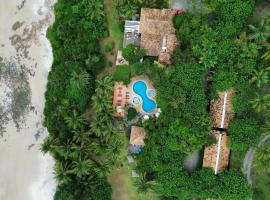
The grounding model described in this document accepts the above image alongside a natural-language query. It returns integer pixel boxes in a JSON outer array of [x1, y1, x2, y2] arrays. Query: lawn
[[108, 165, 159, 200], [99, 0, 124, 72], [104, 0, 123, 50], [108, 130, 159, 200]]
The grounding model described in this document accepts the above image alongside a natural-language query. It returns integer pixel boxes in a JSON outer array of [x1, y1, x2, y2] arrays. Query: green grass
[[104, 0, 123, 50], [114, 64, 131, 84], [108, 165, 159, 200], [108, 129, 159, 200]]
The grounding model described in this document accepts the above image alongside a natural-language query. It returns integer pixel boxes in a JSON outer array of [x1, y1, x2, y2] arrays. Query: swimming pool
[[133, 81, 157, 113]]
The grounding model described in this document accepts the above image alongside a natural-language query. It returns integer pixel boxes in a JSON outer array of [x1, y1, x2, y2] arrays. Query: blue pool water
[[133, 81, 157, 113]]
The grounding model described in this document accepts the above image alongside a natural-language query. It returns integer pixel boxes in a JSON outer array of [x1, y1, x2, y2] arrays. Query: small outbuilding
[[130, 126, 146, 146], [129, 126, 146, 154]]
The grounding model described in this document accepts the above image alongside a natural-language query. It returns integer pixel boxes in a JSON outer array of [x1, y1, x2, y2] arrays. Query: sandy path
[[0, 0, 56, 200]]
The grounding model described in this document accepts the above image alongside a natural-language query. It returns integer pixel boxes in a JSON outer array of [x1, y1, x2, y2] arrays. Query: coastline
[[0, 0, 56, 199]]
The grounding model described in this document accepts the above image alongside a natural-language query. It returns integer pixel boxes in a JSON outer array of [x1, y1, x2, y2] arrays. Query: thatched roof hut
[[130, 126, 146, 146], [210, 88, 235, 129], [203, 131, 230, 174], [139, 8, 179, 65]]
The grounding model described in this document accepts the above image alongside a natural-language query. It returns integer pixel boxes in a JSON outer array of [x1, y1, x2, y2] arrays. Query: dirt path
[[99, 0, 123, 75], [0, 0, 56, 199]]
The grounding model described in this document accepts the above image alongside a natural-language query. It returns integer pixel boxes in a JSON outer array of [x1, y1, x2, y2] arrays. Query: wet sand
[[0, 0, 56, 200]]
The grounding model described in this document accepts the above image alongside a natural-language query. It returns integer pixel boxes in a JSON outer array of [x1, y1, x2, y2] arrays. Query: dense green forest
[[43, 0, 124, 199], [43, 0, 270, 199], [115, 0, 270, 199]]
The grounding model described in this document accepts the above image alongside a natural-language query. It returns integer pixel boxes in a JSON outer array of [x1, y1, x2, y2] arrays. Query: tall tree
[[250, 92, 270, 112], [248, 18, 270, 44], [253, 144, 270, 173], [249, 69, 270, 88], [65, 111, 86, 131]]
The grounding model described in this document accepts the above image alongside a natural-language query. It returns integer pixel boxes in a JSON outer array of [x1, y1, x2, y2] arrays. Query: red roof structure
[[113, 82, 127, 117]]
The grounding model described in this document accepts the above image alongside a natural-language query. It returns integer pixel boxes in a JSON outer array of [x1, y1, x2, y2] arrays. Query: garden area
[[42, 0, 270, 199]]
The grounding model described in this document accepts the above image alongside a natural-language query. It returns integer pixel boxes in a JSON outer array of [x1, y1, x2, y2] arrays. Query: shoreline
[[0, 0, 56, 199]]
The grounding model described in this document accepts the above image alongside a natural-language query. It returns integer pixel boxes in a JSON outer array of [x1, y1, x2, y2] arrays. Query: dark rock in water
[[17, 0, 27, 10], [12, 21, 25, 31], [27, 143, 35, 150]]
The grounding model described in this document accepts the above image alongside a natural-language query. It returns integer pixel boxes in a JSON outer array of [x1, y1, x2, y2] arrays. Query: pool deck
[[127, 76, 158, 115]]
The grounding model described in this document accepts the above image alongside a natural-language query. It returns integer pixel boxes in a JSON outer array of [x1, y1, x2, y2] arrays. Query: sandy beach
[[0, 0, 56, 200]]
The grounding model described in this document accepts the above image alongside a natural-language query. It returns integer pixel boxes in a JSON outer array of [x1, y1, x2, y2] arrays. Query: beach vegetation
[[43, 0, 123, 199]]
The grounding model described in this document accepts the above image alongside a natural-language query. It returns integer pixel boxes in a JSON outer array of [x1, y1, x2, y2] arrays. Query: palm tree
[[71, 71, 89, 89], [65, 110, 86, 130], [250, 92, 270, 112], [249, 69, 270, 88], [84, 0, 104, 20], [72, 130, 90, 144], [133, 173, 156, 193], [71, 157, 93, 178], [41, 136, 62, 158], [253, 144, 270, 173], [91, 95, 106, 113], [68, 71, 90, 99], [95, 75, 114, 94], [54, 161, 73, 184], [40, 136, 52, 154], [56, 141, 79, 160], [262, 43, 270, 61], [248, 18, 270, 44], [262, 118, 270, 134], [90, 120, 103, 137]]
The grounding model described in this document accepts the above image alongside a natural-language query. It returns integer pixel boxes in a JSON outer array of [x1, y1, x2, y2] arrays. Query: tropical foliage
[[122, 44, 146, 64], [115, 0, 168, 20], [43, 1, 123, 199], [134, 0, 269, 199], [253, 143, 270, 173], [44, 0, 270, 199]]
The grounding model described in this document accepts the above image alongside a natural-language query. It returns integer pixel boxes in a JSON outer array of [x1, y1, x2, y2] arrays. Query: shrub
[[214, 0, 255, 38], [114, 64, 131, 84], [122, 44, 146, 64], [229, 118, 261, 151], [127, 107, 137, 120], [104, 42, 115, 54]]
